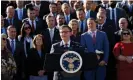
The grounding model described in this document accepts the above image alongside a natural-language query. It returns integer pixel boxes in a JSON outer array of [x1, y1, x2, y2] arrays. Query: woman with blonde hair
[[27, 34, 47, 80], [69, 19, 81, 43], [1, 33, 16, 80], [113, 29, 133, 80]]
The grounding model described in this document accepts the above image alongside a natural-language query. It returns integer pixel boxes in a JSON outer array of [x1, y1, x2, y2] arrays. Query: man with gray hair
[[114, 18, 129, 43]]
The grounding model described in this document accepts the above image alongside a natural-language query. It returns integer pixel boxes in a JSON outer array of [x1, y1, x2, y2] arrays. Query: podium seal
[[60, 51, 82, 73]]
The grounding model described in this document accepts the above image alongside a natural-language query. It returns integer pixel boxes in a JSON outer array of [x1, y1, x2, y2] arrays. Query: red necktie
[[92, 32, 96, 44], [32, 21, 35, 32]]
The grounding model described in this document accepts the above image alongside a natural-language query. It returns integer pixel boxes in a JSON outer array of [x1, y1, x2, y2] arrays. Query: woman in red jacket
[[113, 29, 133, 80]]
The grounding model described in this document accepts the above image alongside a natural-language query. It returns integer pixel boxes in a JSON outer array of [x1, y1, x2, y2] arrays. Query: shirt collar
[[8, 37, 15, 42], [60, 40, 71, 47], [98, 19, 106, 26], [88, 29, 97, 34], [48, 27, 55, 31]]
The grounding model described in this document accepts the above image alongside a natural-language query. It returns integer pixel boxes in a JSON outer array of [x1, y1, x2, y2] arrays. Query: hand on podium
[[38, 70, 45, 76]]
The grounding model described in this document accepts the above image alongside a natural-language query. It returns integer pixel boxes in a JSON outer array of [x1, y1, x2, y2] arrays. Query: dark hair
[[59, 25, 72, 32], [27, 7, 35, 12], [20, 22, 33, 42], [87, 18, 97, 23], [49, 3, 57, 7], [76, 8, 85, 13]]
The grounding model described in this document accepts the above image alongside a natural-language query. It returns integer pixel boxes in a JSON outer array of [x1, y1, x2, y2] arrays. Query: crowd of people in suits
[[1, 0, 133, 80]]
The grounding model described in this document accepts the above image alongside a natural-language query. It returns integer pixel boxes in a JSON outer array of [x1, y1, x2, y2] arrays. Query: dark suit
[[4, 17, 22, 35], [25, 1, 50, 19], [7, 38, 25, 80], [42, 28, 61, 53], [78, 19, 88, 34], [64, 13, 77, 24], [97, 19, 116, 80], [106, 8, 127, 30], [114, 30, 122, 44], [15, 8, 27, 21], [50, 41, 85, 80], [70, 33, 81, 43], [22, 18, 43, 35], [116, 2, 133, 17], [27, 48, 46, 76], [86, 10, 97, 19]]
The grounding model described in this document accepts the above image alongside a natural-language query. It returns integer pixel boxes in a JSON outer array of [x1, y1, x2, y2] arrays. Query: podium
[[44, 52, 98, 71]]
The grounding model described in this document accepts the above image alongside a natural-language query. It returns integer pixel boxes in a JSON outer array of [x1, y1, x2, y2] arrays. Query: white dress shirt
[[88, 29, 97, 37], [48, 27, 55, 42]]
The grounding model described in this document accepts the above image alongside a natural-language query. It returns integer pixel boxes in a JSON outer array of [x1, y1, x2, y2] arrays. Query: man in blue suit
[[80, 18, 109, 80]]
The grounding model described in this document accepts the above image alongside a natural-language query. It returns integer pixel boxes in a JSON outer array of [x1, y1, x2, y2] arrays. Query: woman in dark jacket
[[27, 34, 47, 80]]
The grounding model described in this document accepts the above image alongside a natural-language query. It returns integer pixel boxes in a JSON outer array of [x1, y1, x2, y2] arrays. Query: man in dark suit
[[81, 18, 109, 80], [42, 14, 61, 53], [62, 3, 77, 24], [4, 6, 22, 35], [15, 0, 27, 21], [25, 0, 50, 19], [56, 14, 66, 29], [50, 25, 85, 80], [84, 1, 97, 19], [116, 0, 133, 18], [100, 0, 109, 9], [23, 7, 43, 35], [114, 18, 129, 43], [6, 25, 25, 80], [96, 11, 116, 80], [33, 6, 46, 30], [106, 1, 127, 31], [43, 3, 58, 20], [76, 8, 88, 34]]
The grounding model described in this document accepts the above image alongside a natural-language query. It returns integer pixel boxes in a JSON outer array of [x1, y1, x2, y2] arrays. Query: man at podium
[[50, 25, 85, 80]]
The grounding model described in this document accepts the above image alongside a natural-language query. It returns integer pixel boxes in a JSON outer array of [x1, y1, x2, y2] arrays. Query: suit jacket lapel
[[96, 30, 100, 44]]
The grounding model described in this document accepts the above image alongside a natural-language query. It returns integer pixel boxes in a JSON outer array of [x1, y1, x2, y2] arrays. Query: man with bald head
[[4, 6, 22, 35], [114, 18, 130, 43]]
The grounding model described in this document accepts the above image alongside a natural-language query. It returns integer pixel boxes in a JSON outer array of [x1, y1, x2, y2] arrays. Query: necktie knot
[[64, 44, 68, 47]]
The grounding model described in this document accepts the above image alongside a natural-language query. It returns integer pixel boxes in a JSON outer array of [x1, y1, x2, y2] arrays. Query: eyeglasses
[[122, 32, 130, 35], [24, 27, 30, 30], [60, 31, 70, 34], [2, 38, 6, 41]]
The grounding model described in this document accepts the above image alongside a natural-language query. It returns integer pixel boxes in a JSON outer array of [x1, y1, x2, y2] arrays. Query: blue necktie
[[81, 21, 84, 33], [11, 40, 14, 54], [19, 9, 23, 20], [1, 29, 3, 33], [66, 15, 69, 24], [112, 9, 115, 20]]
